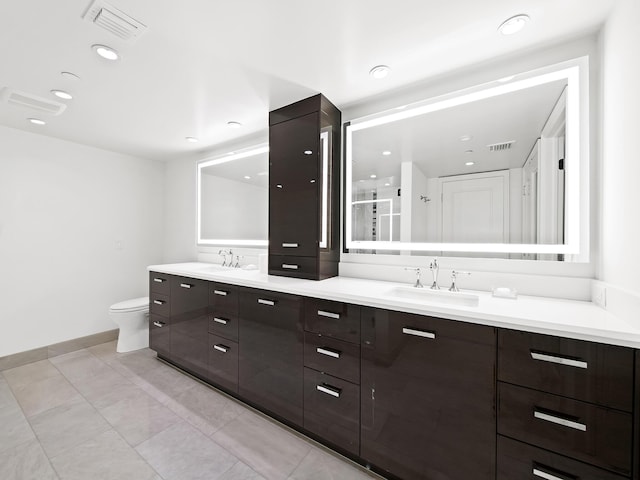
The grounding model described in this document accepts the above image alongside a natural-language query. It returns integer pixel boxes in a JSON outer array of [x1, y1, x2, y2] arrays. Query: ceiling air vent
[[487, 141, 515, 152], [82, 0, 147, 43], [0, 87, 67, 115]]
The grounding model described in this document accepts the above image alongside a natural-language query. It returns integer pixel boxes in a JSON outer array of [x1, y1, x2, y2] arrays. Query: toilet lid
[[110, 296, 149, 313]]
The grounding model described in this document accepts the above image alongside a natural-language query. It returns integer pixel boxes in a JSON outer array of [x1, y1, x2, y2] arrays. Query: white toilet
[[109, 297, 149, 353]]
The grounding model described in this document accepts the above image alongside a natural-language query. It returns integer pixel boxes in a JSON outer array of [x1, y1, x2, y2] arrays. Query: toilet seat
[[109, 296, 149, 313]]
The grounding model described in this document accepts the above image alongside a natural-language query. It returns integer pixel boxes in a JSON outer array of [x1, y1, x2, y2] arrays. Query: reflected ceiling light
[[257, 171, 268, 176], [28, 118, 46, 125], [369, 65, 390, 79], [244, 175, 251, 179], [227, 121, 242, 128], [382, 150, 391, 156], [304, 150, 313, 155], [498, 14, 530, 35], [465, 161, 475, 166], [370, 174, 377, 179], [498, 75, 516, 83], [459, 135, 472, 142], [384, 183, 391, 187], [61, 71, 80, 81], [92, 44, 119, 60], [51, 89, 72, 100], [185, 137, 199, 143]]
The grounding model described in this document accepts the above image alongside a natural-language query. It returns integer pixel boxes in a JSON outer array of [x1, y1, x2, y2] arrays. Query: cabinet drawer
[[497, 435, 627, 480], [208, 313, 238, 343], [304, 333, 360, 384], [208, 334, 238, 393], [149, 313, 170, 356], [150, 293, 170, 317], [498, 383, 632, 475], [209, 282, 238, 316], [303, 368, 359, 455], [171, 277, 208, 317], [498, 329, 634, 411], [268, 255, 317, 279], [149, 273, 171, 295], [304, 298, 360, 344]]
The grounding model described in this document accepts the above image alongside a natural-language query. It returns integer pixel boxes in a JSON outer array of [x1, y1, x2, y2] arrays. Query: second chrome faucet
[[429, 258, 440, 289]]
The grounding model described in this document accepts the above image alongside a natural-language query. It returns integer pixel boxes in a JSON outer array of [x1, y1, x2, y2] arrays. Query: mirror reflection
[[197, 145, 269, 246]]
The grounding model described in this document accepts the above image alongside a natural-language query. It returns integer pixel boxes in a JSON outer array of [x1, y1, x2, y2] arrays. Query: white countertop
[[148, 262, 640, 349]]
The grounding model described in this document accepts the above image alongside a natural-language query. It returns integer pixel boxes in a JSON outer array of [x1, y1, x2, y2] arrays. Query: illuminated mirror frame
[[197, 144, 269, 246], [345, 57, 589, 258]]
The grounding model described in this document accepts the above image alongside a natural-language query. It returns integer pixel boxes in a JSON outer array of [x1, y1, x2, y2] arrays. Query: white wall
[[0, 126, 165, 357], [599, 0, 640, 296]]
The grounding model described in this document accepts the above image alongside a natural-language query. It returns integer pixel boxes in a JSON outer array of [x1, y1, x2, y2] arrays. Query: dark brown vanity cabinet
[[238, 287, 304, 426], [268, 94, 341, 280], [360, 307, 497, 480], [149, 273, 171, 356], [497, 330, 637, 479], [207, 283, 240, 393]]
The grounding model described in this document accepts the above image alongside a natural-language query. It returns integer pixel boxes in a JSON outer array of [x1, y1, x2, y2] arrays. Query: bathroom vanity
[[148, 263, 640, 480]]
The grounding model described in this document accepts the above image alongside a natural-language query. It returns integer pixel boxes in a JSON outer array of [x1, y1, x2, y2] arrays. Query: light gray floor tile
[[86, 341, 120, 364], [0, 438, 58, 480], [50, 429, 160, 480], [50, 349, 114, 384], [0, 405, 36, 454], [99, 389, 182, 446], [12, 374, 83, 417], [29, 399, 111, 458], [137, 421, 238, 480], [212, 411, 312, 480], [289, 446, 379, 480], [219, 461, 266, 480], [2, 359, 61, 391], [135, 363, 199, 398], [115, 349, 164, 378], [0, 377, 19, 410], [72, 368, 142, 410]]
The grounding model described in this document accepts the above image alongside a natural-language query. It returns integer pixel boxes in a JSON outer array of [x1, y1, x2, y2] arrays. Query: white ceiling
[[0, 0, 614, 161]]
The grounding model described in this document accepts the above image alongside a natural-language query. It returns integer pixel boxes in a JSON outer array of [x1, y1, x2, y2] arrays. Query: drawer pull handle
[[317, 384, 341, 398], [152, 321, 164, 328], [213, 344, 228, 353], [282, 243, 299, 248], [180, 283, 192, 289], [530, 351, 588, 369], [153, 300, 165, 305], [402, 327, 436, 339], [153, 278, 165, 283], [316, 347, 341, 359], [534, 409, 587, 432], [213, 290, 228, 296], [282, 264, 299, 270], [213, 317, 228, 325], [533, 465, 576, 480], [258, 299, 275, 306], [317, 310, 340, 319]]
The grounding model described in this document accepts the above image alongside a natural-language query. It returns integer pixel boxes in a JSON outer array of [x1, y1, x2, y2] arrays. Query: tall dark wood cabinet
[[360, 307, 497, 480], [268, 94, 341, 280]]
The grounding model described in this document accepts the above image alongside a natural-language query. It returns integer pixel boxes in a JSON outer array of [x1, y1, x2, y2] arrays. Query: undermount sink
[[386, 286, 480, 307]]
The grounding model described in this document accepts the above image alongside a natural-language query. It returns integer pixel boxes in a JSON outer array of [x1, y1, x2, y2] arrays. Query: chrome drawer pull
[[282, 264, 299, 270], [402, 327, 436, 339], [282, 243, 299, 248], [534, 409, 587, 431], [213, 344, 228, 353], [180, 283, 192, 289], [317, 384, 341, 398], [213, 290, 228, 296], [316, 347, 341, 359], [153, 300, 165, 305], [533, 467, 573, 480], [153, 278, 164, 283], [530, 351, 588, 369], [213, 317, 228, 325], [258, 299, 275, 306], [152, 321, 164, 328], [317, 310, 340, 319]]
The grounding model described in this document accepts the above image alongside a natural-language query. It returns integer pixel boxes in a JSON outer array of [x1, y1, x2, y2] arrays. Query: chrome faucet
[[449, 270, 471, 292], [233, 255, 243, 268], [429, 258, 440, 290], [404, 267, 424, 288], [218, 249, 233, 267]]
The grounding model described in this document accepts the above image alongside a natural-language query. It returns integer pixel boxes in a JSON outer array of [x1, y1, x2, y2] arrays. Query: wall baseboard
[[0, 329, 118, 371]]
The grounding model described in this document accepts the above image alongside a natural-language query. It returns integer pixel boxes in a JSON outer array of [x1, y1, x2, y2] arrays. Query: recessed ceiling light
[[244, 175, 251, 180], [304, 150, 313, 155], [28, 118, 46, 125], [51, 89, 72, 100], [382, 150, 391, 156], [61, 71, 81, 81], [369, 65, 390, 79], [459, 135, 472, 142], [370, 174, 377, 179], [384, 182, 391, 187], [227, 121, 242, 128], [498, 14, 530, 35], [185, 137, 199, 143], [465, 161, 475, 166], [92, 44, 119, 60]]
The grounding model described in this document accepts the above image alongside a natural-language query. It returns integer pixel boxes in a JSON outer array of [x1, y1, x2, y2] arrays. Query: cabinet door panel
[[238, 288, 304, 426], [208, 334, 238, 393], [361, 308, 496, 480]]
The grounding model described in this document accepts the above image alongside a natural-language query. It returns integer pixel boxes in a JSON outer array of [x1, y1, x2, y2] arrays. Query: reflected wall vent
[[0, 87, 67, 115], [83, 0, 147, 43], [487, 141, 515, 152]]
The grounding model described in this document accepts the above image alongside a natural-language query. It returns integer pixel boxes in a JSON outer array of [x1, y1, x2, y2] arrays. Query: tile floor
[[0, 341, 381, 480]]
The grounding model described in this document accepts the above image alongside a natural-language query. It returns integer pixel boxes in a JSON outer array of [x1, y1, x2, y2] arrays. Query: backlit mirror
[[197, 144, 269, 246], [345, 57, 589, 260]]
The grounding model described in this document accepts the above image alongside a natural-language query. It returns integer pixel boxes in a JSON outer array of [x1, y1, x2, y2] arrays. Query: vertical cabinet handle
[[282, 243, 299, 248], [213, 317, 228, 325], [317, 310, 340, 319], [213, 344, 229, 353], [530, 351, 588, 369], [213, 290, 228, 296], [258, 299, 275, 306], [153, 321, 164, 328], [180, 283, 192, 289], [402, 327, 436, 339], [316, 384, 341, 398], [153, 278, 165, 283], [532, 464, 577, 480], [316, 347, 341, 359], [533, 408, 587, 432]]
